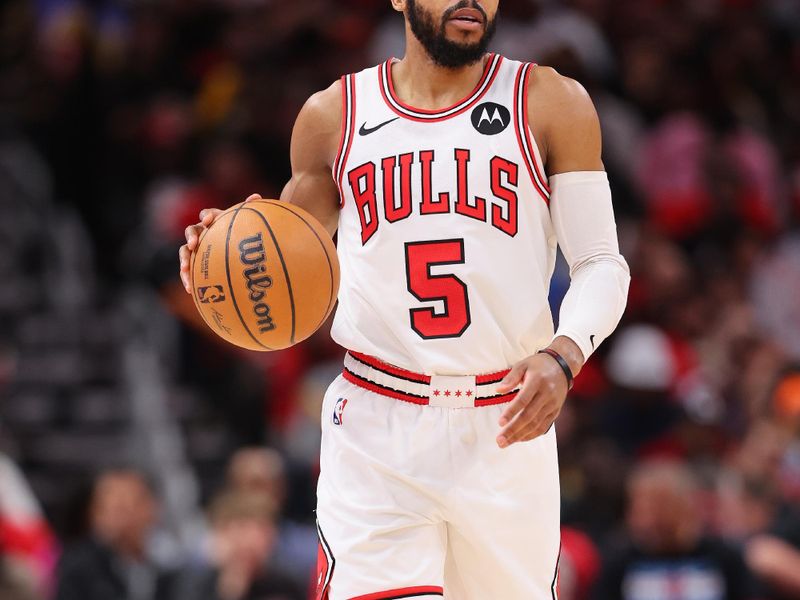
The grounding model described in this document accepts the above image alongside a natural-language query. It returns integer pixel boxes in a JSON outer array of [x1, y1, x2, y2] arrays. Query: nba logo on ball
[[332, 398, 348, 426], [198, 285, 226, 303]]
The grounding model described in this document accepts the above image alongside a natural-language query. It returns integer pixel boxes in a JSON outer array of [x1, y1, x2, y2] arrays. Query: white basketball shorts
[[314, 352, 561, 600]]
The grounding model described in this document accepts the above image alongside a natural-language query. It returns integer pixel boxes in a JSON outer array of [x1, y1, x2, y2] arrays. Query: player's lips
[[447, 8, 484, 30]]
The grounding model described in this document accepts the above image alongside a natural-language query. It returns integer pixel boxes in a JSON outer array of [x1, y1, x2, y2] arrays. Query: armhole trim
[[333, 74, 357, 208], [513, 62, 550, 206]]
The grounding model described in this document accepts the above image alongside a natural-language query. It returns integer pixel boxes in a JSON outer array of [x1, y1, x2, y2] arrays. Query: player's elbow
[[570, 252, 630, 282], [570, 253, 631, 312]]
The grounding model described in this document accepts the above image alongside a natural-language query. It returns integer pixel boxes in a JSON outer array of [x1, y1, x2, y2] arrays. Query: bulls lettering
[[347, 149, 521, 245], [454, 148, 486, 222], [490, 156, 519, 237], [348, 162, 379, 245]]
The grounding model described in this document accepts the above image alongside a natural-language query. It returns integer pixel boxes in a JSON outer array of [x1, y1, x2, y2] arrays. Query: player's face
[[406, 0, 498, 68]]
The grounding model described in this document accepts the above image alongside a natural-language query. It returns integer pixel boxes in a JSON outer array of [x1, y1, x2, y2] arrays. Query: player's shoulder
[[296, 61, 385, 134], [291, 81, 344, 167], [526, 65, 598, 129], [302, 61, 380, 118], [527, 66, 595, 113], [300, 80, 342, 127]]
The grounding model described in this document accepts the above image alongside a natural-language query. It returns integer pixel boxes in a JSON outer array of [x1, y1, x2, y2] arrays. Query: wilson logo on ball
[[238, 233, 277, 333]]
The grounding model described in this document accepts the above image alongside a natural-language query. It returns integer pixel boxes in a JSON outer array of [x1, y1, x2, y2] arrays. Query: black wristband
[[538, 348, 574, 390]]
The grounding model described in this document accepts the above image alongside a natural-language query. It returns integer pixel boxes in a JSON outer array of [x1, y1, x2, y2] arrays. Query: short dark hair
[[207, 491, 277, 525]]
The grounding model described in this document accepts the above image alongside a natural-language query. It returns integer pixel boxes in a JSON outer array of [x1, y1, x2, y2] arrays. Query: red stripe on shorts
[[474, 390, 518, 406], [350, 585, 444, 600], [342, 369, 429, 405], [475, 369, 510, 385], [349, 351, 432, 384]]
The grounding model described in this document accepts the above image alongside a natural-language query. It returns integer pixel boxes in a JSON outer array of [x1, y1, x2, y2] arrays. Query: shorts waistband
[[342, 351, 517, 408]]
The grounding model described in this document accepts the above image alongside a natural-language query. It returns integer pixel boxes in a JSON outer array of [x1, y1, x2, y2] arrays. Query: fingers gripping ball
[[191, 200, 339, 351]]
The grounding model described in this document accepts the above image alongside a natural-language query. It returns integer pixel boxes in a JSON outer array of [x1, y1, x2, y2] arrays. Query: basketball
[[190, 199, 339, 351]]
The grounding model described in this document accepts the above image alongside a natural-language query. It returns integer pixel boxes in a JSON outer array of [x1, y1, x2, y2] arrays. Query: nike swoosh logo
[[358, 117, 399, 136]]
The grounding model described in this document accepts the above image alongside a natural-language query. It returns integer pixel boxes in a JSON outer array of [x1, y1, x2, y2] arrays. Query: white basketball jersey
[[330, 54, 556, 375]]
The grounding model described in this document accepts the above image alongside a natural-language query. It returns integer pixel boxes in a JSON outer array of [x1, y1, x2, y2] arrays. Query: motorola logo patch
[[471, 102, 510, 135]]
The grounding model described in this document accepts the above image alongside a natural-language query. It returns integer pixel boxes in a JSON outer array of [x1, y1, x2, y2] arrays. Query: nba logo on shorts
[[332, 398, 348, 426]]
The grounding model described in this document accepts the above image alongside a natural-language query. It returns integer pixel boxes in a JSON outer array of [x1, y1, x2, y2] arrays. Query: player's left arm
[[495, 68, 630, 448]]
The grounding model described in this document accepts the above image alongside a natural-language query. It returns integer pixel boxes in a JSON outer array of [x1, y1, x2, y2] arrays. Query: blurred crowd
[[2, 0, 800, 599]]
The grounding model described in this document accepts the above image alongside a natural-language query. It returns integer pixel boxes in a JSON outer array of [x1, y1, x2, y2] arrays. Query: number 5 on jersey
[[404, 239, 471, 339]]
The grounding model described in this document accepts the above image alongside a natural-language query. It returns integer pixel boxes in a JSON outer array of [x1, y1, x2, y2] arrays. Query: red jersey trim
[[521, 63, 551, 194], [513, 63, 550, 205], [379, 54, 503, 122], [333, 77, 348, 184], [349, 585, 444, 600], [334, 74, 357, 208]]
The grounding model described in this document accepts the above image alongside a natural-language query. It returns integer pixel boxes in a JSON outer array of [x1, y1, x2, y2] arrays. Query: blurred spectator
[[226, 449, 285, 501], [0, 559, 40, 600], [225, 448, 316, 592], [595, 460, 752, 600], [746, 529, 800, 600], [0, 453, 56, 599], [55, 469, 167, 600], [599, 325, 684, 455], [169, 491, 303, 600], [716, 469, 800, 599], [716, 469, 780, 545], [751, 235, 800, 360], [560, 525, 601, 600]]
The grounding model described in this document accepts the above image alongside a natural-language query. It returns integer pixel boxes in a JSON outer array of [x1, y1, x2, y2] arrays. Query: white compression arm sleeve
[[550, 171, 630, 360]]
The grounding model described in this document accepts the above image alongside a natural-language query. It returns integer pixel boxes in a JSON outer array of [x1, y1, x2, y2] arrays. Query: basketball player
[[179, 1, 630, 597]]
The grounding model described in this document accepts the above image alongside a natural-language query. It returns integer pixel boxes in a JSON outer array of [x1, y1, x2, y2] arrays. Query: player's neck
[[391, 40, 489, 111]]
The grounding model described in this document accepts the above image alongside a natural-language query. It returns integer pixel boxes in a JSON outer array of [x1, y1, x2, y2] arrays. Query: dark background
[[1, 1, 800, 599]]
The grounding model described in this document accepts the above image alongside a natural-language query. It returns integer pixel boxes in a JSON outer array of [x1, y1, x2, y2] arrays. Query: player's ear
[[390, 0, 406, 13]]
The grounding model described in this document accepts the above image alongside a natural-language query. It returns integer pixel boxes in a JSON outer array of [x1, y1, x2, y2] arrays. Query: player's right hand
[[179, 194, 263, 293]]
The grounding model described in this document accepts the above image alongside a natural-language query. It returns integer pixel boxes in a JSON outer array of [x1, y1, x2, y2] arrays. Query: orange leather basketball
[[191, 199, 339, 351]]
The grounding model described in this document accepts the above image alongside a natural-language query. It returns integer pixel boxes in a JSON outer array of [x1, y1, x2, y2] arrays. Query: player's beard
[[406, 0, 497, 69]]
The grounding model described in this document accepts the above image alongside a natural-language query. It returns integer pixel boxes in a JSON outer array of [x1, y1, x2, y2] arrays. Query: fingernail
[[199, 209, 207, 218], [498, 417, 508, 427], [497, 436, 508, 448]]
